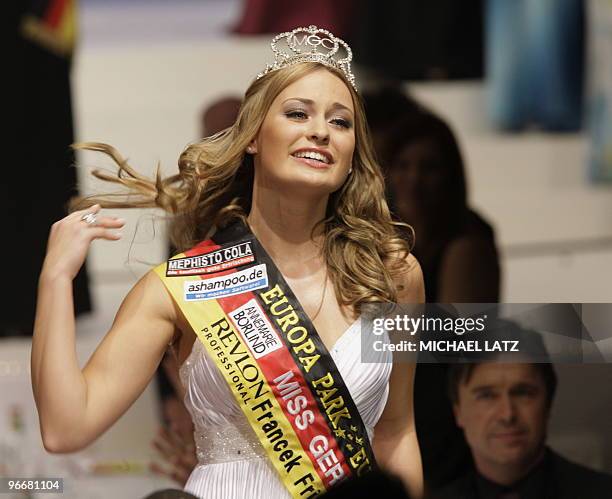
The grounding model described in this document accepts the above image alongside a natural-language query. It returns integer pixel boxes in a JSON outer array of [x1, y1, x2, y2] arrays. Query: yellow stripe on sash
[[154, 263, 326, 498]]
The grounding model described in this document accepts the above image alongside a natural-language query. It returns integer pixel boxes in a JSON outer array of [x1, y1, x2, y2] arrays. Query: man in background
[[435, 360, 612, 498]]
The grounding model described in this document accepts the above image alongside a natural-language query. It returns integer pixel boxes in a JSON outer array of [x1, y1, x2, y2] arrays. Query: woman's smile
[[291, 147, 334, 169], [250, 69, 355, 194]]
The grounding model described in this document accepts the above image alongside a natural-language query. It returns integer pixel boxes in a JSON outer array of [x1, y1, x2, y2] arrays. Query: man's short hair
[[447, 319, 558, 408]]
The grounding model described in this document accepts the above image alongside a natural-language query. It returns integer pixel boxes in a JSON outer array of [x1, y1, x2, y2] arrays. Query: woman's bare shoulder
[[119, 268, 178, 324], [393, 252, 425, 304]]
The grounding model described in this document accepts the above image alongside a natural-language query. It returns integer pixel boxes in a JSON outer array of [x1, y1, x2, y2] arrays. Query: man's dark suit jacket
[[432, 447, 612, 499]]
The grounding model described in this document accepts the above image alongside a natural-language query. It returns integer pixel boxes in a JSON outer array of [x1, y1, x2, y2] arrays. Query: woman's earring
[[246, 146, 255, 154], [348, 167, 353, 174]]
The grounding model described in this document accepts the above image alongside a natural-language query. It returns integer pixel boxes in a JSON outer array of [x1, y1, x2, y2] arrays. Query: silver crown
[[256, 25, 356, 90]]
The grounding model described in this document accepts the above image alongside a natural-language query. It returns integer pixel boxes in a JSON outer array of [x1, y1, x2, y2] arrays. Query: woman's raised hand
[[42, 204, 125, 281]]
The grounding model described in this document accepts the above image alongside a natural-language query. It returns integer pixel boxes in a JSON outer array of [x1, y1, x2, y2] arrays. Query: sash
[[154, 222, 377, 498]]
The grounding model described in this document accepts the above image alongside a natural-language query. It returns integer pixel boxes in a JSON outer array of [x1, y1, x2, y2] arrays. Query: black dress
[[413, 210, 499, 490]]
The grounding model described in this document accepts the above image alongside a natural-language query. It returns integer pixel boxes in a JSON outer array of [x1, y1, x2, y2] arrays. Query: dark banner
[[360, 303, 612, 363]]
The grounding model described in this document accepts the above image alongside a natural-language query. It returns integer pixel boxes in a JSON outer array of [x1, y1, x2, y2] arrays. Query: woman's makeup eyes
[[285, 110, 308, 119], [284, 110, 352, 129], [331, 118, 351, 129]]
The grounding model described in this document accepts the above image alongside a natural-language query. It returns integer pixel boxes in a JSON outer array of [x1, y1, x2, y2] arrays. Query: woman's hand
[[41, 204, 125, 280], [149, 423, 197, 486], [150, 355, 195, 486]]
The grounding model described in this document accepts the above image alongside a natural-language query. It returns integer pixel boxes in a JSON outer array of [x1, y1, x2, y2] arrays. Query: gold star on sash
[[334, 428, 346, 439]]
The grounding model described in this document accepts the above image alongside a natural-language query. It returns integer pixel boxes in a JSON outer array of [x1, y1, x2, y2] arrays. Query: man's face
[[454, 363, 550, 471]]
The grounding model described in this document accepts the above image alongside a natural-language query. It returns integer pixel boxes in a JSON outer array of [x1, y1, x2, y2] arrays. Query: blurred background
[[3, 0, 612, 497]]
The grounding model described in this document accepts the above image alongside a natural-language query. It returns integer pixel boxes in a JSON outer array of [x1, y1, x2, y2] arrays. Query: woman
[[380, 94, 499, 492], [381, 95, 499, 303], [31, 26, 424, 498]]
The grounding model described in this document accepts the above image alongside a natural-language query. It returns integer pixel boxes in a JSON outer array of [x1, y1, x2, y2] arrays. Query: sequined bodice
[[192, 413, 266, 464]]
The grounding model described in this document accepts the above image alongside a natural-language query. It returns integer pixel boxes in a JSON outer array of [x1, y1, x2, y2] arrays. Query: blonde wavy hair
[[71, 62, 413, 313]]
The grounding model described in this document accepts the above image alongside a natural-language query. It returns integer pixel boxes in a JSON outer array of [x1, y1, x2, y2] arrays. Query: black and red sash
[[154, 222, 377, 497]]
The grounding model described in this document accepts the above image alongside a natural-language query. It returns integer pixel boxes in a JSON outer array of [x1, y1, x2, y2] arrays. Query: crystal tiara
[[256, 25, 357, 90]]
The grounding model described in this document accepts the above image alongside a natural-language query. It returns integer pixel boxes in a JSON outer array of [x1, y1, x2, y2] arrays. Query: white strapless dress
[[179, 317, 392, 499]]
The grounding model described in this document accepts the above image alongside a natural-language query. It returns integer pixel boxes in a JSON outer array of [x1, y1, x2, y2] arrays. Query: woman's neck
[[247, 188, 327, 271]]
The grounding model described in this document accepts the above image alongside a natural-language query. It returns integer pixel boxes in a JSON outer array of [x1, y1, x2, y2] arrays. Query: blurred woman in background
[[364, 88, 500, 492]]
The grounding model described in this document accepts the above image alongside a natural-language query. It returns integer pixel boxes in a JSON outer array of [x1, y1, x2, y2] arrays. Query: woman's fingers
[[43, 204, 125, 280], [176, 449, 197, 468], [68, 205, 125, 229], [68, 203, 102, 221], [164, 425, 189, 452], [149, 424, 196, 486], [149, 461, 189, 487], [87, 227, 122, 241], [152, 438, 173, 459], [86, 216, 125, 228], [152, 428, 175, 457], [151, 425, 196, 460], [168, 425, 193, 451]]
